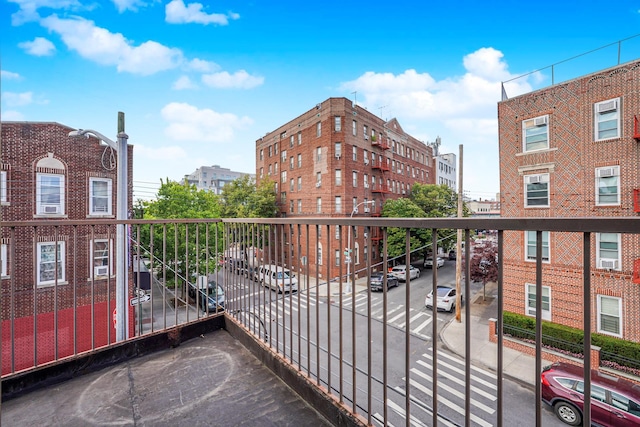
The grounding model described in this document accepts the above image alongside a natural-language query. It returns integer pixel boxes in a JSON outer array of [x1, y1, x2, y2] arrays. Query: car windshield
[[436, 287, 453, 297], [276, 271, 290, 279], [207, 283, 224, 297]]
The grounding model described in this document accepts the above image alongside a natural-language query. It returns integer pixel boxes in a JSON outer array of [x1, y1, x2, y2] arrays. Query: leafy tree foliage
[[220, 175, 277, 218], [381, 198, 428, 260], [468, 239, 498, 299]]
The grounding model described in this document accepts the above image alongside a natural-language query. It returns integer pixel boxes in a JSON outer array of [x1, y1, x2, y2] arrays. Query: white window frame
[[352, 146, 357, 161], [524, 173, 549, 208], [316, 197, 322, 213], [335, 142, 342, 158], [335, 196, 342, 213], [89, 177, 112, 216], [596, 232, 621, 270], [354, 242, 360, 265], [524, 231, 550, 263], [36, 173, 65, 215], [316, 122, 321, 137], [91, 239, 113, 278], [335, 169, 342, 186], [352, 120, 357, 136], [334, 116, 341, 132], [522, 115, 549, 152], [595, 166, 620, 206], [297, 153, 302, 168], [1, 243, 7, 277], [597, 295, 622, 337], [594, 97, 620, 141], [37, 241, 65, 286], [335, 249, 340, 266], [317, 242, 323, 265], [352, 171, 357, 187], [0, 171, 6, 203], [525, 283, 551, 321], [316, 147, 322, 161], [297, 199, 302, 213], [297, 177, 302, 191]]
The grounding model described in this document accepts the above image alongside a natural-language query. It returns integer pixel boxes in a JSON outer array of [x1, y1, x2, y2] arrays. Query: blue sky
[[2, 1, 640, 202]]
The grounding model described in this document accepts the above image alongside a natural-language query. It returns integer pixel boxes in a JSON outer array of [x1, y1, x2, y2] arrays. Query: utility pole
[[455, 144, 463, 322]]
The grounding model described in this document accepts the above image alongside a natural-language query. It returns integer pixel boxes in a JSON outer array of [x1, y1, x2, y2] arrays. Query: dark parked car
[[370, 272, 399, 292], [541, 361, 640, 426], [189, 281, 225, 313], [448, 250, 456, 260]]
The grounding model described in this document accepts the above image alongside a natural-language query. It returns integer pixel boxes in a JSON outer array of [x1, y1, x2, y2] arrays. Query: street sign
[[345, 256, 351, 263], [130, 294, 151, 306]]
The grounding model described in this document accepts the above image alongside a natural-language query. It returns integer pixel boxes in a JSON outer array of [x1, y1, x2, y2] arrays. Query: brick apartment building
[[255, 97, 435, 280], [1, 122, 134, 374], [498, 60, 640, 342]]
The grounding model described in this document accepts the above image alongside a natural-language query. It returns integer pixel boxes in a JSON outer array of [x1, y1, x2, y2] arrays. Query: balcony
[[371, 184, 391, 193], [2, 217, 640, 426], [371, 136, 390, 150], [372, 162, 390, 172]]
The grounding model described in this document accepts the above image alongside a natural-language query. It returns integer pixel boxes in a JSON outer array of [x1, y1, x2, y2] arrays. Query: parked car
[[370, 272, 399, 292], [257, 264, 298, 293], [541, 361, 640, 426], [389, 265, 420, 281], [191, 281, 225, 313], [424, 257, 445, 268], [448, 250, 456, 260], [425, 285, 461, 312]]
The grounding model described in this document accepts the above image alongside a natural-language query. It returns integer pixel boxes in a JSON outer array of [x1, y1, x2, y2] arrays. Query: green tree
[[220, 175, 277, 218], [381, 198, 429, 261]]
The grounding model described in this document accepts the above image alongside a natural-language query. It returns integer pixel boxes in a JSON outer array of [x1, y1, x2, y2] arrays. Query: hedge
[[502, 311, 640, 368]]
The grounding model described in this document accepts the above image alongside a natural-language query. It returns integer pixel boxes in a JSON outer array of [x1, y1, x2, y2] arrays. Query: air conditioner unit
[[43, 205, 59, 214], [599, 259, 619, 270], [597, 167, 615, 178], [316, 182, 321, 188], [402, 190, 406, 194], [95, 266, 109, 276], [364, 159, 369, 165], [526, 175, 541, 184], [364, 135, 369, 140], [335, 153, 341, 159], [364, 208, 370, 213], [534, 116, 548, 126], [363, 232, 368, 238], [597, 100, 617, 113], [364, 183, 369, 188]]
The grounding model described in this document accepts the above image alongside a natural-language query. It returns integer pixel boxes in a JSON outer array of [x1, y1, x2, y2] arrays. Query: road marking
[[421, 353, 497, 389], [412, 317, 432, 335], [426, 349, 497, 380], [415, 360, 497, 401], [387, 310, 408, 323], [372, 413, 394, 427], [386, 399, 429, 427], [391, 389, 464, 427], [410, 368, 495, 414], [398, 309, 427, 329]]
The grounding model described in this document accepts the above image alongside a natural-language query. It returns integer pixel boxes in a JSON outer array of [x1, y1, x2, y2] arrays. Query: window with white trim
[[522, 115, 549, 152], [316, 122, 321, 137], [0, 171, 6, 203], [525, 231, 550, 262], [334, 116, 341, 132], [297, 154, 302, 168], [297, 177, 302, 191], [594, 97, 620, 141], [89, 177, 112, 216], [596, 232, 621, 270], [298, 132, 302, 145], [524, 173, 549, 208], [316, 147, 322, 161], [92, 239, 112, 277], [525, 283, 551, 320], [290, 135, 294, 148], [352, 120, 357, 136], [335, 169, 341, 186], [317, 242, 323, 265], [352, 146, 357, 161], [334, 142, 342, 158], [297, 199, 302, 213], [1, 243, 7, 277], [597, 295, 622, 336], [316, 197, 322, 213], [36, 173, 65, 215], [281, 149, 287, 163], [352, 171, 357, 187], [335, 225, 341, 240], [595, 166, 620, 206], [335, 196, 342, 213], [335, 249, 340, 266], [37, 241, 65, 286], [354, 242, 360, 265]]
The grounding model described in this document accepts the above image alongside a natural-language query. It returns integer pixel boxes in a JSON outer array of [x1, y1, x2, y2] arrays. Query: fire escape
[[370, 134, 391, 243]]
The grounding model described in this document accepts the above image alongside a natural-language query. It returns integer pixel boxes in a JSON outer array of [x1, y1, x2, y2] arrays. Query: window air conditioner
[[597, 168, 615, 178], [364, 183, 369, 188], [335, 153, 341, 159], [534, 116, 548, 126], [599, 259, 618, 270], [527, 175, 541, 184], [316, 182, 321, 188], [364, 135, 369, 140], [363, 232, 368, 238], [597, 100, 617, 113], [95, 266, 109, 276], [364, 159, 369, 165], [364, 208, 370, 213], [43, 205, 59, 214]]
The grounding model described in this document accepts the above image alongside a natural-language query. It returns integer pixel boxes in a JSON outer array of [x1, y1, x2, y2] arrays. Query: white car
[[389, 265, 420, 281], [425, 285, 462, 312], [423, 257, 445, 268]]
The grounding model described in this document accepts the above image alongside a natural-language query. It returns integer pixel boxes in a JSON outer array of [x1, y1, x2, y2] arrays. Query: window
[[526, 284, 551, 320], [89, 177, 112, 216], [289, 156, 294, 170], [363, 125, 368, 137], [363, 150, 369, 165], [354, 242, 360, 265], [92, 239, 112, 277], [274, 143, 278, 155], [335, 142, 342, 158], [297, 153, 302, 168], [316, 197, 322, 213], [259, 167, 264, 178], [37, 241, 65, 286], [335, 169, 342, 186], [290, 178, 294, 191], [352, 120, 357, 136], [595, 166, 620, 206], [335, 249, 340, 266], [297, 199, 302, 213], [594, 97, 620, 141], [317, 242, 323, 265], [1, 243, 7, 277], [275, 162, 278, 173], [611, 391, 640, 416], [334, 116, 341, 132], [524, 174, 549, 208], [290, 199, 294, 213], [352, 146, 357, 161], [352, 171, 357, 187], [335, 196, 342, 213], [596, 232, 621, 270], [363, 174, 369, 188], [316, 147, 322, 161], [297, 132, 302, 145], [316, 172, 322, 186], [597, 295, 622, 336], [281, 170, 287, 183], [316, 122, 322, 137], [268, 164, 272, 176], [0, 171, 6, 203], [36, 173, 65, 215], [335, 225, 341, 240], [522, 115, 549, 152], [280, 192, 286, 204], [290, 135, 294, 148], [525, 231, 550, 262], [297, 177, 302, 191], [268, 146, 272, 157], [260, 149, 263, 160], [281, 149, 287, 162], [352, 197, 357, 211]]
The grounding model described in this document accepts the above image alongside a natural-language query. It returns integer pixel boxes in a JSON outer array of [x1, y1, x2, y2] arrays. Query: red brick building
[[255, 97, 434, 279], [498, 60, 640, 342], [1, 121, 134, 374]]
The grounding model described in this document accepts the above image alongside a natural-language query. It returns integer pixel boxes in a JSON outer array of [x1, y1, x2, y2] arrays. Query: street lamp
[[69, 119, 129, 342], [346, 200, 374, 292]]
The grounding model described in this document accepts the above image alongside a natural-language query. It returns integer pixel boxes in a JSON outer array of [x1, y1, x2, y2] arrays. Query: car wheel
[[553, 401, 582, 426], [448, 302, 455, 313]]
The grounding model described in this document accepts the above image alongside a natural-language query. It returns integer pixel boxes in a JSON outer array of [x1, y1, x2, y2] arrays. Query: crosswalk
[[380, 349, 498, 427]]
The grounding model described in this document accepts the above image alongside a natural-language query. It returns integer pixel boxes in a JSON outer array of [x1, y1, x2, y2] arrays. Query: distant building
[[429, 137, 456, 191], [255, 97, 435, 279], [466, 199, 500, 217], [182, 165, 255, 194]]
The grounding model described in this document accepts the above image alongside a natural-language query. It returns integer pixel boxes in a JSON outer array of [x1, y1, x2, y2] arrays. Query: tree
[[468, 240, 498, 300], [381, 198, 429, 261], [220, 175, 277, 218]]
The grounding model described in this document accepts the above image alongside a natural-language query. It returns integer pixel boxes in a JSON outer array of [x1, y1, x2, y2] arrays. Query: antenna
[[377, 104, 387, 120], [351, 91, 357, 107]]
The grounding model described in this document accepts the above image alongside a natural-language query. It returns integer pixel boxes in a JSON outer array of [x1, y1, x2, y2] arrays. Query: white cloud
[[40, 15, 183, 75], [165, 0, 239, 25], [0, 110, 25, 121], [134, 144, 188, 161], [2, 91, 33, 107], [8, 0, 83, 25], [111, 0, 148, 13], [172, 75, 197, 90], [1, 70, 22, 80], [18, 36, 56, 56], [160, 102, 253, 143], [185, 58, 219, 73], [201, 70, 264, 89]]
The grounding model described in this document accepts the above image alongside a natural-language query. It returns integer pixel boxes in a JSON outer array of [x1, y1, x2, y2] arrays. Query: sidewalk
[[439, 282, 550, 387]]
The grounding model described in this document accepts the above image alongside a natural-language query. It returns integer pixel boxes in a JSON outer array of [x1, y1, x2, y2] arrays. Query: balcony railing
[[2, 216, 640, 427]]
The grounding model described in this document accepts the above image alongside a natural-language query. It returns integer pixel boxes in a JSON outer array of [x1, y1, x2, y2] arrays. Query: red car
[[541, 362, 640, 426]]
